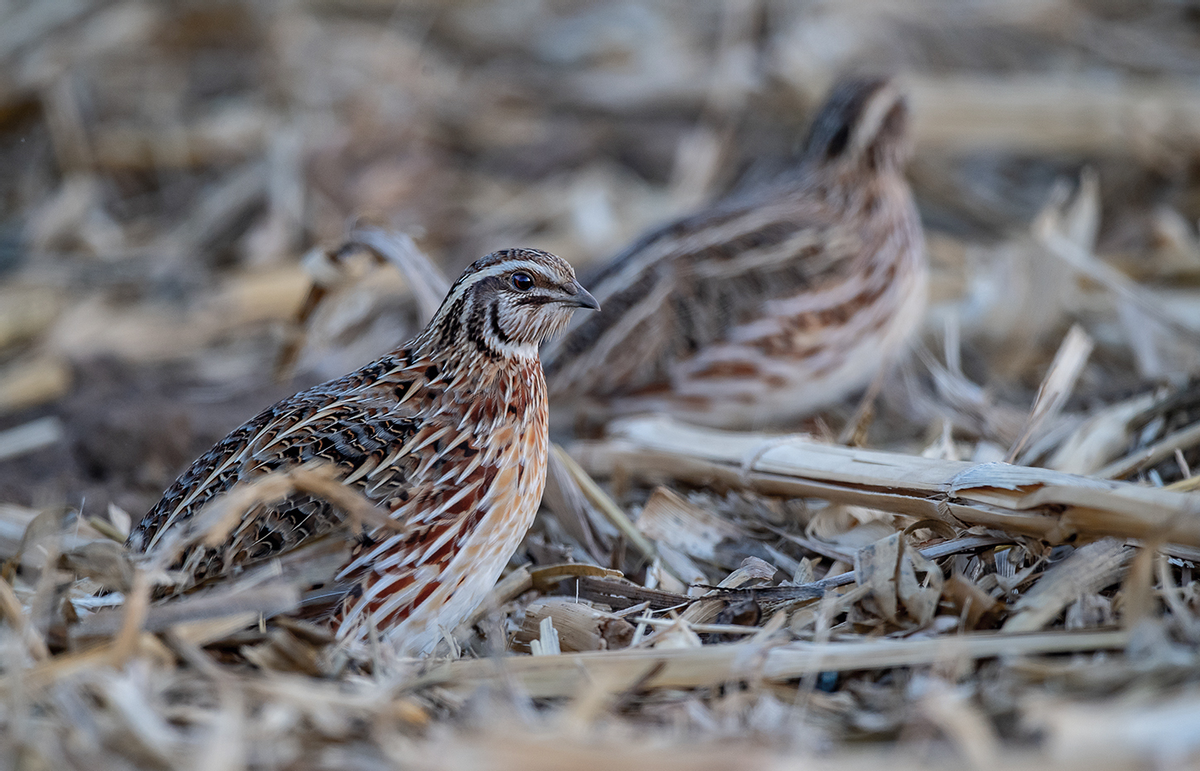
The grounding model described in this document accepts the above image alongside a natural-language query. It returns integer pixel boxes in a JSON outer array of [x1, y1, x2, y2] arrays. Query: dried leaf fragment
[[1002, 538, 1132, 633], [514, 598, 635, 653], [855, 532, 945, 627]]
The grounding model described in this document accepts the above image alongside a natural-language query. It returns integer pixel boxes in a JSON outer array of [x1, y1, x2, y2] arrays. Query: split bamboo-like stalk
[[572, 416, 1200, 547]]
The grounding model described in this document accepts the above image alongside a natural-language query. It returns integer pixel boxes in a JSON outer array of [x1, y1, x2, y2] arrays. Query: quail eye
[[511, 272, 534, 291]]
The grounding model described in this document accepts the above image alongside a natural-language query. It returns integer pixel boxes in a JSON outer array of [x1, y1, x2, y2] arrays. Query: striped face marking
[[425, 249, 599, 362]]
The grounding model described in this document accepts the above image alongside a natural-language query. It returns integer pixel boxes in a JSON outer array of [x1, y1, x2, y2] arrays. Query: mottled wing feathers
[[130, 352, 440, 589]]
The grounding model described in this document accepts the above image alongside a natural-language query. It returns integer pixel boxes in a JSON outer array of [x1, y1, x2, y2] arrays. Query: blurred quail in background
[[543, 78, 927, 429]]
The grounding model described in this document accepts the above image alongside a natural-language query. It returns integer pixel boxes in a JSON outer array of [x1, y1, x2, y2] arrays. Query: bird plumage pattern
[[543, 78, 928, 429], [129, 248, 598, 656]]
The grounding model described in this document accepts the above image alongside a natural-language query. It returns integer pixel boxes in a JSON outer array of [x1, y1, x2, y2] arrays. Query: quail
[[543, 78, 927, 429], [129, 248, 599, 656]]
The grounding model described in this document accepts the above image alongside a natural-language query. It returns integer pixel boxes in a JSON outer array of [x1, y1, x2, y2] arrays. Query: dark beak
[[560, 280, 600, 311]]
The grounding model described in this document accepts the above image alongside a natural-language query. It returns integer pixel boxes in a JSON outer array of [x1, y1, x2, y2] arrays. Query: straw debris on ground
[[3, 0, 1200, 768]]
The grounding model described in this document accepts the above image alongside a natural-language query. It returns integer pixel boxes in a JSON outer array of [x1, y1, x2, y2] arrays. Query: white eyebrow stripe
[[438, 260, 563, 308]]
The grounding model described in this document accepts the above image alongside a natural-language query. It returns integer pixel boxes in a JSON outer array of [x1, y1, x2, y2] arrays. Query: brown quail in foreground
[[543, 78, 927, 429], [128, 249, 598, 656]]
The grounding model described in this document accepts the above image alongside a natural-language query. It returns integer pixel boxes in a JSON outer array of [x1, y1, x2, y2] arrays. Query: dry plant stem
[[279, 229, 450, 380], [154, 160, 267, 273], [0, 417, 64, 462], [1006, 324, 1094, 463], [573, 417, 1200, 547], [600, 530, 1003, 610], [907, 75, 1200, 154], [164, 630, 231, 683], [414, 733, 1173, 771], [454, 563, 623, 637], [413, 629, 1130, 699], [347, 227, 451, 323], [1121, 539, 1157, 629], [1035, 201, 1200, 345], [86, 516, 126, 543], [0, 577, 49, 661], [110, 568, 151, 666], [23, 633, 177, 691], [72, 584, 299, 639], [627, 616, 762, 635], [551, 443, 660, 568], [0, 358, 71, 415], [836, 358, 890, 446], [1168, 475, 1200, 493], [572, 576, 696, 611], [526, 563, 625, 592], [542, 448, 611, 564], [1002, 538, 1131, 633], [1156, 552, 1199, 640], [1097, 420, 1200, 480]]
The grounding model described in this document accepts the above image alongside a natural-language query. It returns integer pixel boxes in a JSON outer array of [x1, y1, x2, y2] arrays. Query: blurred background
[[2, 0, 1200, 526]]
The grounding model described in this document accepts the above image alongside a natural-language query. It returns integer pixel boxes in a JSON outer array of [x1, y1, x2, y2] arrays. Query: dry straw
[[4, 0, 1200, 768]]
